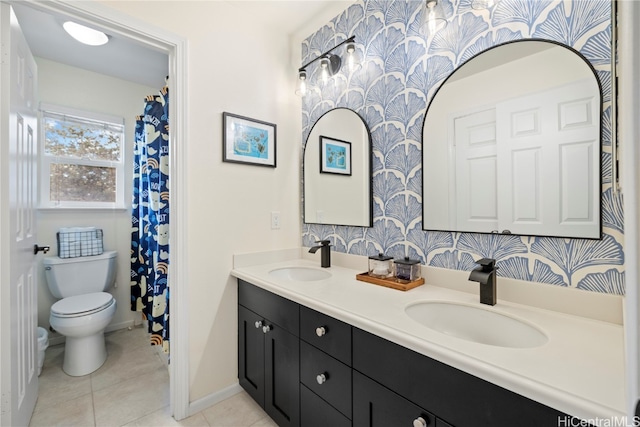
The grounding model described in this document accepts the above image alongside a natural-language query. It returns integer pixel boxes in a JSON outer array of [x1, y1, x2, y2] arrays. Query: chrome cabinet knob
[[315, 326, 326, 337], [262, 325, 272, 334], [254, 320, 263, 329], [316, 373, 327, 384], [412, 416, 427, 427]]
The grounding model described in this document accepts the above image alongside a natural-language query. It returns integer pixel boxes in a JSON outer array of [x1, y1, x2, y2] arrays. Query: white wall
[[94, 0, 354, 402], [35, 57, 158, 341]]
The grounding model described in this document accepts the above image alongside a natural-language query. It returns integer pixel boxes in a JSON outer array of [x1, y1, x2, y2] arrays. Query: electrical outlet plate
[[271, 211, 280, 229]]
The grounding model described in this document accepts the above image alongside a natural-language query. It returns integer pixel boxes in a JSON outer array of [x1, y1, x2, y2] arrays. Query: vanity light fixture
[[295, 70, 308, 96], [296, 35, 358, 96], [319, 55, 337, 85], [63, 21, 109, 46], [345, 40, 361, 73], [471, 0, 501, 9], [422, 0, 447, 35]]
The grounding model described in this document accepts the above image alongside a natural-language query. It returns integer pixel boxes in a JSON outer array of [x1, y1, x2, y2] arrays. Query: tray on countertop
[[356, 272, 424, 291]]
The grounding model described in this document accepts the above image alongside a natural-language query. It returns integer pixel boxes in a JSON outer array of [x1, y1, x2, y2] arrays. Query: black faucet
[[309, 240, 331, 268], [468, 258, 498, 306]]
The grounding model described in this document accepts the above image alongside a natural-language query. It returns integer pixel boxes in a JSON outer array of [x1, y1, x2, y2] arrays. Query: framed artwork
[[223, 112, 276, 167], [320, 136, 351, 175]]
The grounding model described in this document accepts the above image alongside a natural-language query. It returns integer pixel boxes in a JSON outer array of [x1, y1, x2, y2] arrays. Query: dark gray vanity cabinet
[[238, 280, 300, 427], [238, 280, 586, 427]]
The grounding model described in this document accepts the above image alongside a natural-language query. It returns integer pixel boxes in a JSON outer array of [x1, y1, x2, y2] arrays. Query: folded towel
[[58, 227, 102, 258]]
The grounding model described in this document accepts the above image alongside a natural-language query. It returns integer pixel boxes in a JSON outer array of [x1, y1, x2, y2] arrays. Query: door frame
[[1, 0, 190, 420], [619, 0, 640, 419]]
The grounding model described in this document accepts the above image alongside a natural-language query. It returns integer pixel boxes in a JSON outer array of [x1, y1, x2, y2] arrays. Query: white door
[[453, 108, 499, 232], [496, 79, 599, 237], [0, 4, 40, 426]]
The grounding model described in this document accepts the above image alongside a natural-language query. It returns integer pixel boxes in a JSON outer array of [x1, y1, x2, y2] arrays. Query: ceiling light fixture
[[296, 36, 358, 96], [63, 21, 109, 46]]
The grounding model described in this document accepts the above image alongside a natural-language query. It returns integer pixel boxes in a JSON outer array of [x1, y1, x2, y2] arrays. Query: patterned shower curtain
[[131, 86, 170, 353]]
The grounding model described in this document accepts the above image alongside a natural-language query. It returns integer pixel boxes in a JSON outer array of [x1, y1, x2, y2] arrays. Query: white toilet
[[43, 251, 118, 376]]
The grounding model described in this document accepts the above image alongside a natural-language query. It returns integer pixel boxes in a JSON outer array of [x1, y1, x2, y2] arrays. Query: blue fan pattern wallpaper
[[301, 0, 624, 295]]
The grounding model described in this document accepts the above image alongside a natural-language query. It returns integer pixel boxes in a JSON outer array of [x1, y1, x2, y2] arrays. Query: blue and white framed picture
[[320, 136, 351, 176], [223, 112, 276, 167]]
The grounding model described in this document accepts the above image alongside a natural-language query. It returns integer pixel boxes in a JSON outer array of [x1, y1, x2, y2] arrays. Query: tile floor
[[30, 326, 275, 427]]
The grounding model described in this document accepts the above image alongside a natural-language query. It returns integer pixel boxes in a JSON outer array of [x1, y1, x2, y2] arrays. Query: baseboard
[[187, 382, 243, 417]]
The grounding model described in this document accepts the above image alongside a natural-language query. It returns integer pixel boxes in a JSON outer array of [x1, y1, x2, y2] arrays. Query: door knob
[[33, 245, 50, 254], [254, 320, 263, 329], [262, 325, 272, 334], [315, 326, 326, 337]]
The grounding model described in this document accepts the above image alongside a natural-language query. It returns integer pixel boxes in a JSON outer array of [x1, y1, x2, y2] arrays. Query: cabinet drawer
[[353, 328, 569, 427], [301, 385, 351, 427], [300, 341, 352, 418], [238, 279, 299, 335], [353, 370, 434, 427], [300, 306, 351, 365]]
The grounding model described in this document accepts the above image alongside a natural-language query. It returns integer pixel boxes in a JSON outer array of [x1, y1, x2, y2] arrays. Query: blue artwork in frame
[[223, 112, 276, 167], [320, 135, 351, 176]]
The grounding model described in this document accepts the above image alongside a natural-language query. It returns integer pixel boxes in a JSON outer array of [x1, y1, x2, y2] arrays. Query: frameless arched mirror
[[304, 108, 372, 227], [422, 40, 602, 239]]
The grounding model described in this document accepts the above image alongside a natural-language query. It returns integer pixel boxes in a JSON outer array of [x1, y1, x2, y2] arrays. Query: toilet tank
[[43, 251, 118, 299]]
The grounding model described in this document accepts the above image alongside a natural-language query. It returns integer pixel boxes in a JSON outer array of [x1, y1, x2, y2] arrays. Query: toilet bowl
[[44, 251, 118, 376], [49, 292, 117, 376]]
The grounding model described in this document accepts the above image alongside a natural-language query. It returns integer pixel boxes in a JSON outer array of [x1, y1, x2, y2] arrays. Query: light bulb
[[427, 5, 437, 33], [472, 0, 499, 9], [320, 57, 330, 85], [296, 70, 307, 96], [422, 0, 447, 35], [346, 42, 359, 73]]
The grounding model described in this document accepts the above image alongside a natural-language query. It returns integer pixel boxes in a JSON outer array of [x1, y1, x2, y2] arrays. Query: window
[[40, 104, 125, 209]]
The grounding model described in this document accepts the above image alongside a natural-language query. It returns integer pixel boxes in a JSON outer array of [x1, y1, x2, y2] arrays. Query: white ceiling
[[11, 1, 344, 89]]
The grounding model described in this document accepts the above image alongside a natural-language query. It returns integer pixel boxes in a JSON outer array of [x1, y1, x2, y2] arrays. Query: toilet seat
[[51, 292, 114, 318]]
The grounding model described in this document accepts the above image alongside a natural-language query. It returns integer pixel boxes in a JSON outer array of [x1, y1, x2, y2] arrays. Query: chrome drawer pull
[[412, 416, 427, 427], [315, 326, 326, 337], [316, 373, 327, 384]]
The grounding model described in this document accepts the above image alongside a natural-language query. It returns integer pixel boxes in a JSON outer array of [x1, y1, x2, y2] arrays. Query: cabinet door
[[265, 322, 300, 427], [301, 385, 351, 427], [238, 305, 265, 407], [353, 371, 435, 427]]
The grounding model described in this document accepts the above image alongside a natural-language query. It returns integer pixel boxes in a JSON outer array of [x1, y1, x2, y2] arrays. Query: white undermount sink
[[405, 301, 548, 348], [268, 267, 331, 282]]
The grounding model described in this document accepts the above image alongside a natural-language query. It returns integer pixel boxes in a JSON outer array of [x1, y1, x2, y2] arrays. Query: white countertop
[[231, 254, 626, 422]]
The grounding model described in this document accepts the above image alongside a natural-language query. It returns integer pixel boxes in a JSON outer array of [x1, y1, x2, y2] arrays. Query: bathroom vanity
[[232, 252, 625, 426]]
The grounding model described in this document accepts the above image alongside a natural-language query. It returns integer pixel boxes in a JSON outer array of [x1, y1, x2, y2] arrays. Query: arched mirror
[[422, 40, 602, 239], [304, 108, 372, 227]]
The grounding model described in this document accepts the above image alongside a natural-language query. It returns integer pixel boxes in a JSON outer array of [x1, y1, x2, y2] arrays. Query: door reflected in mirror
[[422, 40, 602, 239], [304, 108, 372, 227]]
